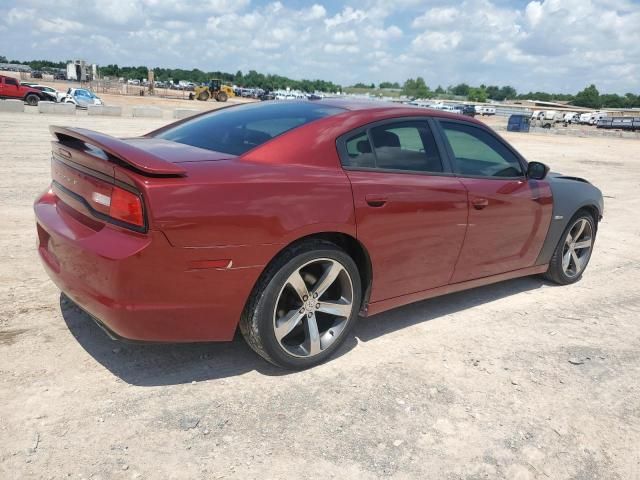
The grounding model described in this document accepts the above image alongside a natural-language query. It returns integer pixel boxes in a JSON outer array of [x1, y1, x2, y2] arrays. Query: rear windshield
[[155, 102, 344, 156]]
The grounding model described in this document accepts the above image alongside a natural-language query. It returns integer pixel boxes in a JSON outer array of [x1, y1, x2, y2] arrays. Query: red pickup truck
[[0, 75, 45, 105]]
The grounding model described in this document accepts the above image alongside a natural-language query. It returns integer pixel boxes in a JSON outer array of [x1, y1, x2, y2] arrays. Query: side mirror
[[527, 161, 549, 180]]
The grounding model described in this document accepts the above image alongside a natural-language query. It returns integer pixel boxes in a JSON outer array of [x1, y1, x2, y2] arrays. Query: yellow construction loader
[[191, 79, 235, 102]]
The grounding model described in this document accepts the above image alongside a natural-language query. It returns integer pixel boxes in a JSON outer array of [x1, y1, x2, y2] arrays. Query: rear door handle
[[365, 195, 388, 207], [471, 198, 489, 210]]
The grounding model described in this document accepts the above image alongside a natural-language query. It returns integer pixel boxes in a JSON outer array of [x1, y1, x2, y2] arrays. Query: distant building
[[66, 60, 97, 81]]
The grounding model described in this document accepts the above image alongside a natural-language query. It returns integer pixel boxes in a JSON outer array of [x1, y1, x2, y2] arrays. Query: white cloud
[[412, 31, 462, 51], [332, 30, 358, 44], [0, 0, 638, 93], [305, 4, 326, 20]]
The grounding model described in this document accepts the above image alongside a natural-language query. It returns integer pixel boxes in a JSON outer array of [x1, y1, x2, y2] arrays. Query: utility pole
[[148, 68, 154, 95]]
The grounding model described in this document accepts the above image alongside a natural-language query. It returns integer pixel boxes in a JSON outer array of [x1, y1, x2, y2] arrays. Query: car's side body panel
[[346, 170, 469, 301], [366, 264, 549, 316], [449, 177, 553, 282], [146, 160, 357, 248]]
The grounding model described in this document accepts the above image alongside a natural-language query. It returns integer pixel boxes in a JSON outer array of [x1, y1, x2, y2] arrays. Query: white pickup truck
[[475, 105, 496, 116]]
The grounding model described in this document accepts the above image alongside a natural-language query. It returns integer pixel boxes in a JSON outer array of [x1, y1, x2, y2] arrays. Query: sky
[[0, 0, 639, 94]]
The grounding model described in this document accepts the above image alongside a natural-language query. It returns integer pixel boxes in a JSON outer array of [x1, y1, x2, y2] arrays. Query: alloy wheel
[[562, 218, 593, 278], [273, 258, 354, 358]]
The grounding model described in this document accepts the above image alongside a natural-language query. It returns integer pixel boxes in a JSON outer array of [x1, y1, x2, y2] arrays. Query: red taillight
[[109, 186, 144, 227]]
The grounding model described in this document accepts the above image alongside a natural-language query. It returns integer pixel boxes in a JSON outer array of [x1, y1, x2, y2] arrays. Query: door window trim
[[336, 116, 455, 176], [432, 117, 529, 180]]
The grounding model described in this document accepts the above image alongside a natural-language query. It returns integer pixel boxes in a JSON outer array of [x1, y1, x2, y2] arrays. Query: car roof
[[316, 98, 485, 125]]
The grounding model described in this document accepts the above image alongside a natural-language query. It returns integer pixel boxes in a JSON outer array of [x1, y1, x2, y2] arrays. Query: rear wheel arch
[[249, 232, 373, 316]]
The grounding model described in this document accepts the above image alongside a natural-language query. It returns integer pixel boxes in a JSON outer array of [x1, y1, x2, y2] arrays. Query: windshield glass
[[155, 102, 344, 156]]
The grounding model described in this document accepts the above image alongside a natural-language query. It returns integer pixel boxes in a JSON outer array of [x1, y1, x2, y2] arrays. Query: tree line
[[2, 56, 638, 107], [0, 56, 341, 93], [382, 77, 639, 109]]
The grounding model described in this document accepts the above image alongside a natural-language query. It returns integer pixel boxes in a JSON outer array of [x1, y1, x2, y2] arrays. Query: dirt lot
[[1, 110, 639, 480]]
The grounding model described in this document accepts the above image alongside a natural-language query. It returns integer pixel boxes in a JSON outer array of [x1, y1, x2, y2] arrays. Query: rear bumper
[[35, 190, 264, 342]]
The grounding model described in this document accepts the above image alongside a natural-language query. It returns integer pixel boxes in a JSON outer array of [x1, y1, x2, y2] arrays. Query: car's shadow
[[60, 276, 547, 386]]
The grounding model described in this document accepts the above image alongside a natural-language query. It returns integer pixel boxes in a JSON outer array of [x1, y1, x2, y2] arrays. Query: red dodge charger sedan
[[35, 100, 603, 368]]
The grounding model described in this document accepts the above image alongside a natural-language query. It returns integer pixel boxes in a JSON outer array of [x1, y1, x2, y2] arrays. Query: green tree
[[434, 85, 445, 95], [402, 77, 432, 98], [451, 83, 470, 96], [0, 55, 8, 63], [499, 86, 517, 100], [379, 81, 400, 89], [468, 87, 487, 102], [573, 84, 601, 109]]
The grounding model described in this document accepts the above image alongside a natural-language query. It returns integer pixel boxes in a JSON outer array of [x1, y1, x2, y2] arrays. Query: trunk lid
[[49, 126, 233, 232]]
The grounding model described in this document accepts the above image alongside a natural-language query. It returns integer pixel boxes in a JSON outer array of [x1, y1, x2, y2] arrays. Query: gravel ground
[[1, 111, 639, 480]]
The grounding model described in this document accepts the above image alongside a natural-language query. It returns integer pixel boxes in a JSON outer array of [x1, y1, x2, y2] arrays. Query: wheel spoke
[[311, 260, 343, 298], [573, 219, 586, 241], [571, 250, 581, 272], [304, 313, 321, 356], [275, 309, 305, 341], [317, 299, 352, 318], [287, 270, 309, 301], [562, 250, 572, 271], [574, 239, 592, 250]]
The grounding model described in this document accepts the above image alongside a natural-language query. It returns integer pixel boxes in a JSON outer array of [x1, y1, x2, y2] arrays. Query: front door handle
[[365, 195, 388, 207], [471, 198, 489, 210]]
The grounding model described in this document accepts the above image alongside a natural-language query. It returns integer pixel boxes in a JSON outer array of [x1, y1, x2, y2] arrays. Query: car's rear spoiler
[[49, 126, 187, 177]]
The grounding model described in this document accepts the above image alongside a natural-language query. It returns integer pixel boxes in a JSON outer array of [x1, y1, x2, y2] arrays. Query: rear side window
[[155, 102, 344, 155], [441, 122, 523, 177], [342, 120, 443, 173]]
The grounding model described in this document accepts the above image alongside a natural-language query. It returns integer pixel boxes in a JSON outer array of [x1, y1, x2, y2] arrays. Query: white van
[[579, 112, 594, 124], [590, 112, 607, 125]]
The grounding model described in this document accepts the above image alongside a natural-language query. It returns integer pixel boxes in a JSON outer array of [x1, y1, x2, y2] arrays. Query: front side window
[[5, 77, 18, 86], [441, 122, 523, 177], [342, 120, 443, 173]]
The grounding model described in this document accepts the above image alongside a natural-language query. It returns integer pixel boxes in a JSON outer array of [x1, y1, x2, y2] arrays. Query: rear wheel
[[216, 91, 228, 102], [240, 240, 361, 369], [545, 211, 596, 285], [25, 94, 39, 106], [197, 91, 210, 101]]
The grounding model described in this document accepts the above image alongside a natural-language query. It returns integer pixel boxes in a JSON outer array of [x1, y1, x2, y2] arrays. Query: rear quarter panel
[[146, 160, 356, 255]]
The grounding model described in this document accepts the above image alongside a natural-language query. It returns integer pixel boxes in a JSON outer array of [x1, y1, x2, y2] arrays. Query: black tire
[[25, 94, 39, 106], [197, 91, 209, 101], [239, 239, 362, 369], [544, 210, 596, 285], [216, 92, 228, 102]]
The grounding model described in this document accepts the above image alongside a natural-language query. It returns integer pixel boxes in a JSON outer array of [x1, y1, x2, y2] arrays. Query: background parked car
[[0, 74, 45, 105], [29, 85, 65, 102], [64, 88, 103, 109], [461, 105, 476, 117], [539, 110, 564, 128], [476, 105, 496, 116], [562, 112, 579, 124]]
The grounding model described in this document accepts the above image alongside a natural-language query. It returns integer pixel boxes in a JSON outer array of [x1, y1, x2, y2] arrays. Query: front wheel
[[544, 211, 596, 285], [240, 240, 361, 369], [216, 91, 228, 102]]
